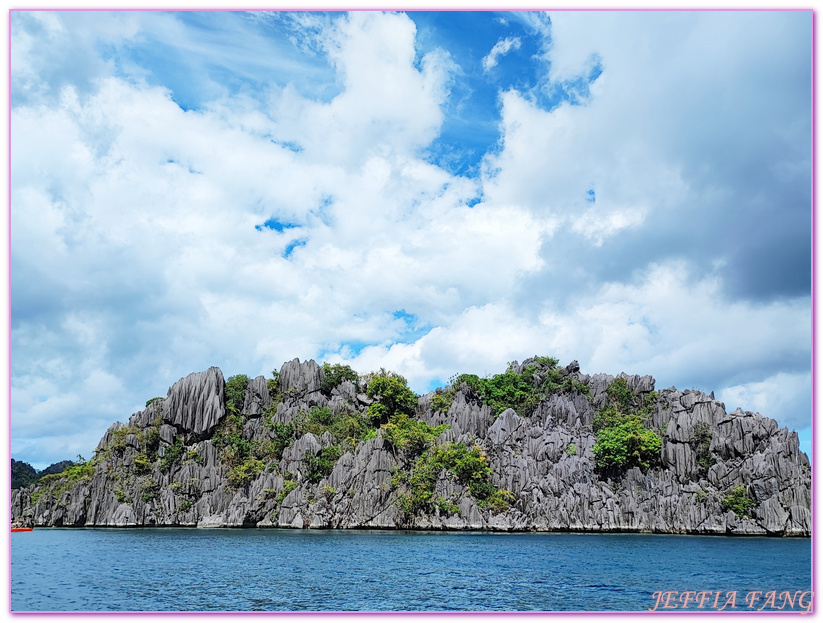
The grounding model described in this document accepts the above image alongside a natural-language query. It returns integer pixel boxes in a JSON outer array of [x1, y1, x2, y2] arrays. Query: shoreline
[[16, 524, 811, 537]]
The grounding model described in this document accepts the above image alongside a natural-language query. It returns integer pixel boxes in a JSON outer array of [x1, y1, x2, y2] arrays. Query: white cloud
[[536, 262, 810, 389], [570, 205, 645, 246], [10, 10, 811, 466], [482, 36, 521, 72], [542, 11, 609, 84], [717, 372, 811, 433], [332, 261, 810, 441], [270, 11, 455, 167], [339, 302, 551, 391], [12, 11, 142, 103], [12, 12, 559, 463], [482, 88, 687, 219]]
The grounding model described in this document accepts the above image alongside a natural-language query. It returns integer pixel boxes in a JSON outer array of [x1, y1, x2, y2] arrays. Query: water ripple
[[11, 529, 811, 612]]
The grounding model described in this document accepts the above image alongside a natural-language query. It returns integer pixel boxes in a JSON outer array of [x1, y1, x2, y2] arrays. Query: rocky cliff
[[11, 357, 811, 536]]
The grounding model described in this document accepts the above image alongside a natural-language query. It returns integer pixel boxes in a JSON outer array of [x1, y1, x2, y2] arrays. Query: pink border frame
[[5, 7, 817, 616], [812, 6, 817, 617]]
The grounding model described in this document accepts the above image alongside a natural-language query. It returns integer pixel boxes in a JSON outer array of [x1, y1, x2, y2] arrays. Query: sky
[[9, 10, 812, 469]]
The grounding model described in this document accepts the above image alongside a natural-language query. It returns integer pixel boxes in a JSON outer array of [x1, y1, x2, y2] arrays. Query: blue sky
[[10, 10, 812, 468]]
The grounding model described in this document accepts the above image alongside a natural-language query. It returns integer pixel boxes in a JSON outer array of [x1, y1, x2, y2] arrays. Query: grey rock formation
[[242, 376, 272, 416], [162, 367, 225, 437], [12, 358, 811, 536], [279, 358, 323, 399]]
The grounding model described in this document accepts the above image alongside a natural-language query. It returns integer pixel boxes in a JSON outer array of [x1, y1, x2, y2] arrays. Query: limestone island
[[11, 357, 811, 535]]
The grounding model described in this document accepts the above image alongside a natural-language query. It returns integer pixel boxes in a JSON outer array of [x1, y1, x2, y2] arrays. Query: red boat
[[11, 527, 32, 532]]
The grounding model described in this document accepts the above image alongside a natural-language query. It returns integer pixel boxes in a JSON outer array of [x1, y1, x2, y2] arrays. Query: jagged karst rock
[[162, 367, 225, 437], [487, 409, 525, 446], [12, 358, 810, 537], [242, 376, 272, 416], [280, 358, 323, 397], [421, 390, 492, 438]]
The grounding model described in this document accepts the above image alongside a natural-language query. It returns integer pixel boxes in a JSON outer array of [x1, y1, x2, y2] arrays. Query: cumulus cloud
[[336, 261, 810, 441], [11, 11, 142, 105], [569, 206, 645, 246], [266, 11, 457, 167], [717, 372, 811, 434], [11, 11, 554, 465], [538, 11, 809, 301], [10, 10, 811, 467]]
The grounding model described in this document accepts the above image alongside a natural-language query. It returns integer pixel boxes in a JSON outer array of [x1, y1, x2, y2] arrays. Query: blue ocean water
[[11, 529, 812, 612]]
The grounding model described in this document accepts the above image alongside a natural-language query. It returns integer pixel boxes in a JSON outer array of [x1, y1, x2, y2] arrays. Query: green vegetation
[[396, 442, 513, 517], [381, 413, 449, 458], [185, 448, 202, 464], [12, 459, 83, 490], [178, 499, 193, 512], [38, 460, 76, 478], [320, 363, 360, 395], [115, 489, 127, 503], [11, 459, 38, 490], [227, 458, 265, 488], [266, 370, 282, 407], [592, 377, 661, 473], [215, 394, 372, 489], [437, 497, 460, 516], [365, 372, 418, 423], [143, 427, 161, 462], [435, 357, 590, 418], [292, 406, 375, 451], [225, 374, 250, 415], [133, 452, 152, 475], [429, 388, 454, 414], [38, 456, 94, 487], [592, 418, 661, 471], [266, 422, 296, 458], [691, 424, 715, 471], [139, 478, 158, 503], [695, 490, 708, 502], [593, 381, 635, 431], [486, 489, 516, 514], [28, 457, 96, 506], [474, 368, 542, 416], [145, 397, 164, 408], [97, 422, 163, 466], [606, 375, 635, 412], [87, 419, 167, 477], [213, 414, 252, 466], [267, 370, 280, 392], [304, 446, 343, 483], [106, 426, 141, 455], [213, 411, 287, 482], [159, 439, 184, 472], [566, 444, 578, 456], [277, 480, 297, 505], [297, 406, 334, 436], [327, 412, 373, 448], [722, 486, 755, 517]]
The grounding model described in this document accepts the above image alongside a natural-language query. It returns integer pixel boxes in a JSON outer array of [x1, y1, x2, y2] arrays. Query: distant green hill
[[11, 458, 75, 490], [39, 460, 75, 477], [11, 459, 37, 490]]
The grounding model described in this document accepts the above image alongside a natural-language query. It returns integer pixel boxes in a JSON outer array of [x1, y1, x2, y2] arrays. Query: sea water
[[10, 528, 812, 612]]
